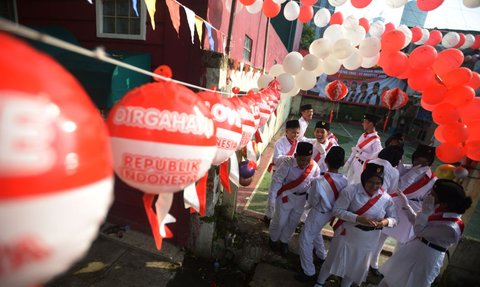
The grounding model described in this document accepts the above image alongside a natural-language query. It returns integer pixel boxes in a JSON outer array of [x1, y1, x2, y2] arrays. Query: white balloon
[[463, 0, 480, 8], [415, 28, 430, 45], [332, 38, 353, 60], [323, 55, 342, 75], [314, 8, 331, 28], [309, 38, 332, 59], [313, 59, 325, 76], [343, 49, 363, 71], [358, 37, 381, 58], [268, 64, 284, 77], [303, 54, 320, 71], [460, 34, 476, 49], [226, 0, 244, 14], [273, 0, 287, 4], [283, 52, 304, 75], [361, 53, 380, 68], [384, 0, 408, 8], [397, 24, 413, 48], [343, 15, 358, 30], [283, 1, 300, 21], [277, 73, 295, 93], [281, 87, 300, 99], [324, 24, 345, 44], [295, 69, 317, 90], [344, 25, 366, 47], [328, 0, 347, 6], [246, 0, 263, 14], [257, 74, 274, 89], [442, 32, 460, 48], [369, 21, 385, 38]]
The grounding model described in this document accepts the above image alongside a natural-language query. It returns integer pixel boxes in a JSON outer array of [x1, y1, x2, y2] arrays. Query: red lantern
[[0, 34, 114, 287], [381, 88, 409, 131], [325, 80, 348, 122], [417, 0, 445, 11]]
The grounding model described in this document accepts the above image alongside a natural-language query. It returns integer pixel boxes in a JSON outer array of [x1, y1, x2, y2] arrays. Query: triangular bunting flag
[[183, 6, 195, 44], [145, 0, 157, 30], [183, 182, 200, 212], [205, 23, 215, 51], [195, 16, 203, 44], [166, 0, 180, 36]]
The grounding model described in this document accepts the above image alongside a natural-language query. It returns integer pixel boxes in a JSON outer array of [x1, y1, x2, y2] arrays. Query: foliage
[[300, 24, 316, 50]]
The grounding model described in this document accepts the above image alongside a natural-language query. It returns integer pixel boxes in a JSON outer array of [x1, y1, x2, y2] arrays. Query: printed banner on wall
[[311, 67, 407, 107]]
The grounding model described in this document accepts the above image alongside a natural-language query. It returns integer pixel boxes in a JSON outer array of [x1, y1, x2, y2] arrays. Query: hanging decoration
[[381, 88, 409, 131], [324, 80, 348, 122]]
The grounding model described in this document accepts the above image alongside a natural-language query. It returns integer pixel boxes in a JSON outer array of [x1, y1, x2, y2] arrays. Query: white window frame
[[95, 0, 147, 40]]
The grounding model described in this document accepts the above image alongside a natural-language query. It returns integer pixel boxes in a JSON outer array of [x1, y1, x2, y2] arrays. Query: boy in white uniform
[[298, 104, 313, 139]]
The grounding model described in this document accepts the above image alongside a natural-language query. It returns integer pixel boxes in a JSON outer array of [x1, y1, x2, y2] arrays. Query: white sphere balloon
[[323, 55, 342, 75], [343, 49, 363, 70], [369, 21, 385, 38], [361, 53, 380, 68], [329, 0, 347, 6], [414, 28, 430, 45], [460, 34, 476, 49], [257, 74, 274, 89], [277, 73, 295, 93], [397, 24, 413, 48], [332, 38, 354, 60], [281, 87, 300, 99], [313, 59, 325, 76], [283, 52, 304, 75], [343, 15, 358, 30], [303, 54, 320, 71], [344, 25, 366, 47], [384, 0, 408, 8], [359, 37, 381, 58], [324, 25, 346, 44], [295, 69, 317, 90], [463, 0, 480, 8], [268, 64, 284, 77], [442, 32, 460, 48], [246, 0, 263, 14], [273, 0, 287, 4], [314, 8, 331, 28], [309, 38, 332, 59], [283, 1, 300, 21]]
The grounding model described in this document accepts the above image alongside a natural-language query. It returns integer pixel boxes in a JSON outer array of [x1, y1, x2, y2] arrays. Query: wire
[[0, 18, 237, 96]]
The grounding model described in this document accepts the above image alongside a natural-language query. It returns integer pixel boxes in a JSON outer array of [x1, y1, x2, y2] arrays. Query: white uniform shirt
[[302, 137, 338, 173], [273, 136, 297, 166], [298, 116, 309, 139], [308, 172, 348, 213], [349, 131, 382, 162], [414, 210, 463, 249]]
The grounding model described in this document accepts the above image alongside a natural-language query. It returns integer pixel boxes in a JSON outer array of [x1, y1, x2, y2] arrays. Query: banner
[[311, 67, 407, 107]]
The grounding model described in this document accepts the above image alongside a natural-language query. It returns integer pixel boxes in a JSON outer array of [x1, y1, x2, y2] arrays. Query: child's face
[[301, 109, 314, 120], [314, 128, 328, 142], [361, 85, 367, 92], [363, 176, 383, 195], [286, 128, 300, 141], [413, 156, 430, 167], [362, 119, 373, 131], [373, 85, 379, 92], [295, 155, 311, 169]]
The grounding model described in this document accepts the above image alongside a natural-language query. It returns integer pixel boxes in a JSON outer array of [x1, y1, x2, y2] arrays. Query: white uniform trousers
[[269, 192, 307, 243], [299, 209, 331, 276]]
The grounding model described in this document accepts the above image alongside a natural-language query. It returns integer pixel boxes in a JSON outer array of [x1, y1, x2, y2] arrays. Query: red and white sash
[[428, 213, 464, 234], [324, 172, 339, 200], [313, 141, 334, 163], [276, 160, 314, 200], [357, 135, 379, 151], [268, 138, 297, 172], [391, 173, 435, 198]]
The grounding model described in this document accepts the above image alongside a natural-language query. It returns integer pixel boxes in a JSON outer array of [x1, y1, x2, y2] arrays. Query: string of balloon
[[0, 18, 239, 96]]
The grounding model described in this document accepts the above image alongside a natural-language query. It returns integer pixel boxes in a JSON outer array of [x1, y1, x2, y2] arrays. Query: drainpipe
[[262, 17, 270, 70], [225, 0, 237, 57]]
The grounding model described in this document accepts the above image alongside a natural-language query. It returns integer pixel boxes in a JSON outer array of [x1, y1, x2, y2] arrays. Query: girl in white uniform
[[314, 163, 398, 287], [379, 179, 472, 287]]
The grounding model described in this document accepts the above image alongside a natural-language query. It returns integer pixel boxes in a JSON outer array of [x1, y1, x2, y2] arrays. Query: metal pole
[[225, 0, 237, 57]]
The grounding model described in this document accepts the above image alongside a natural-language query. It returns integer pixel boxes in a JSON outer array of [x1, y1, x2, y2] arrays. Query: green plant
[[300, 24, 315, 50]]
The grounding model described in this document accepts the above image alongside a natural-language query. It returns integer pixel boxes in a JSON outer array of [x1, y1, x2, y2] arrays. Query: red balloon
[[453, 33, 466, 49], [467, 72, 480, 90], [425, 30, 442, 46], [436, 142, 465, 163], [422, 81, 447, 105], [330, 12, 344, 25], [409, 45, 437, 70], [434, 125, 447, 142], [411, 26, 423, 43], [444, 85, 475, 107], [417, 0, 445, 11], [381, 88, 409, 110], [301, 0, 318, 4], [381, 29, 406, 52], [382, 51, 409, 77], [465, 140, 480, 161], [298, 5, 314, 23], [442, 122, 469, 143], [432, 103, 460, 124], [325, 80, 348, 101], [351, 0, 373, 8], [459, 97, 480, 124], [384, 22, 395, 33], [442, 67, 473, 89], [470, 35, 480, 50], [421, 98, 438, 111], [407, 68, 436, 91], [239, 0, 255, 5], [359, 18, 370, 33], [432, 48, 464, 77], [263, 0, 281, 18], [466, 121, 480, 142]]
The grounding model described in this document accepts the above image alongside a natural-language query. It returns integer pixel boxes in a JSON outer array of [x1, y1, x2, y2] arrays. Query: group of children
[[264, 104, 472, 287]]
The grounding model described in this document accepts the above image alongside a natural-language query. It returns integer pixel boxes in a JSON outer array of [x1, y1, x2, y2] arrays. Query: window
[[0, 0, 18, 22], [96, 0, 146, 40], [243, 35, 252, 62]]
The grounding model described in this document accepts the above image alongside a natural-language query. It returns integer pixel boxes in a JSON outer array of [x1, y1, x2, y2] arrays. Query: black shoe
[[370, 267, 383, 277], [269, 239, 279, 252], [294, 271, 317, 282], [280, 242, 289, 256], [314, 256, 325, 265], [263, 216, 271, 228]]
